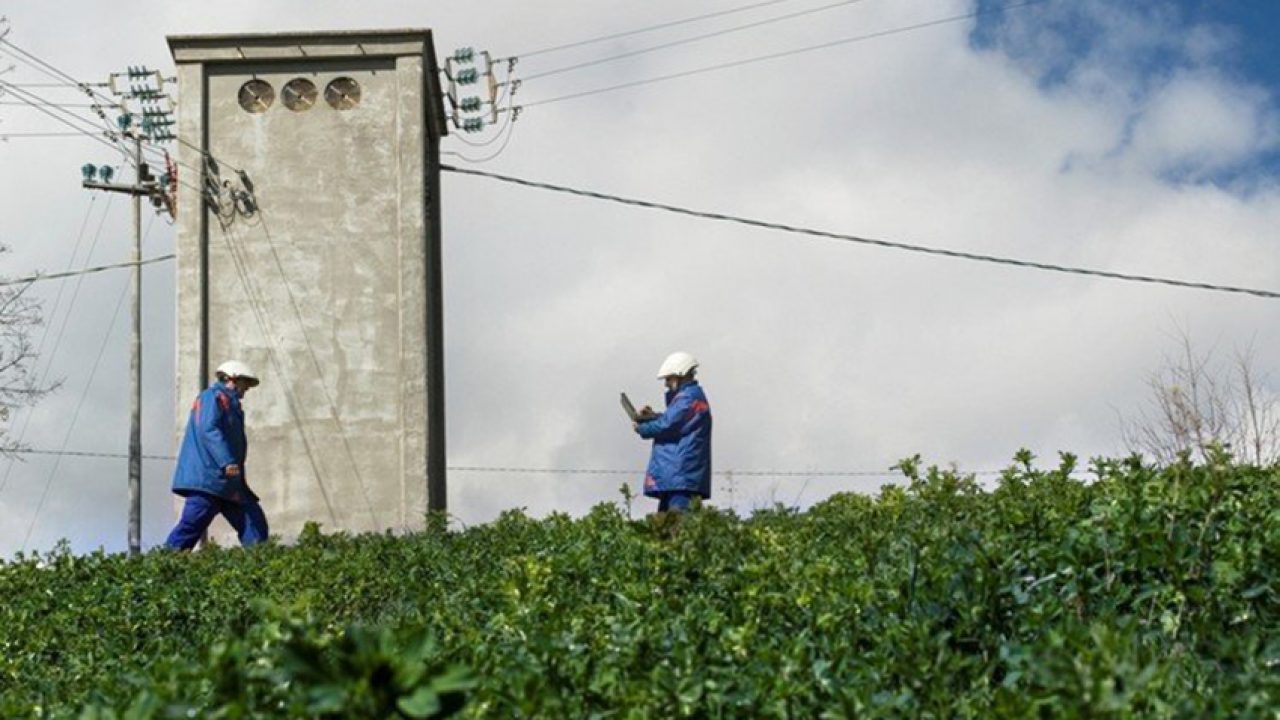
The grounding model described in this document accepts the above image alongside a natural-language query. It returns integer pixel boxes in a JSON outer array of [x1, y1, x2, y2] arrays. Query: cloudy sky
[[1, 0, 1278, 556]]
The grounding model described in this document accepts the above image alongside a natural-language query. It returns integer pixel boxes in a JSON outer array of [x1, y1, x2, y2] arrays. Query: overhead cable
[[0, 81, 108, 88], [14, 213, 160, 549], [448, 465, 937, 477], [524, 0, 869, 82], [8, 452, 1028, 479], [214, 221, 343, 526], [0, 79, 127, 157], [1, 36, 247, 179], [525, 0, 1049, 107], [447, 91, 519, 163], [249, 212, 384, 527], [442, 165, 1280, 301], [0, 100, 98, 107], [0, 196, 112, 497], [0, 39, 141, 161], [515, 0, 802, 59], [10, 449, 175, 461], [0, 39, 119, 108], [0, 255, 175, 288], [0, 131, 100, 138]]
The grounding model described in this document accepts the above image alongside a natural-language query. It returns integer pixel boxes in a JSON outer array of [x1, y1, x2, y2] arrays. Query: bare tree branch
[[0, 244, 58, 454], [1122, 325, 1280, 466]]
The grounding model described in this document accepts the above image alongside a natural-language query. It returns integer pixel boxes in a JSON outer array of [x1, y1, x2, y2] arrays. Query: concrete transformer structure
[[168, 30, 447, 542]]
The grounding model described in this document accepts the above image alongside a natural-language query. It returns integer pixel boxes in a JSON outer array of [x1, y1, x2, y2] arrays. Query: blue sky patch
[[971, 0, 1280, 183]]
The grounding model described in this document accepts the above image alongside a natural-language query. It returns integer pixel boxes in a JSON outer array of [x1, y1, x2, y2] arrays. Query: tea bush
[[0, 453, 1275, 718]]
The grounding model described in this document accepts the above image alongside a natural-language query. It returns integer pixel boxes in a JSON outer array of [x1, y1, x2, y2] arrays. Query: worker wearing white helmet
[[165, 360, 269, 549], [633, 351, 713, 512]]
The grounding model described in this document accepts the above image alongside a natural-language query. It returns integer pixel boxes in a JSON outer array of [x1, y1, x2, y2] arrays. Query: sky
[[1, 0, 1278, 556]]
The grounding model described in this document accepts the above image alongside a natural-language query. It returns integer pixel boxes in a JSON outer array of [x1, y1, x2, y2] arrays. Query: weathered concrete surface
[[168, 31, 446, 542]]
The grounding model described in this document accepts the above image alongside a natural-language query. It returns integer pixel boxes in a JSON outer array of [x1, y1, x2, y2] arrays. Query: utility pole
[[127, 134, 142, 555], [80, 136, 162, 555], [79, 66, 175, 555]]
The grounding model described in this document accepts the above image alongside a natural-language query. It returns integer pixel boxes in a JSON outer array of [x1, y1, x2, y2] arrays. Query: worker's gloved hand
[[639, 406, 657, 420], [224, 464, 241, 478]]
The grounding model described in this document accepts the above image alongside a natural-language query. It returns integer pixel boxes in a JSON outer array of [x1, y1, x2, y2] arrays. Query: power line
[[515, 0, 802, 59], [248, 211, 384, 528], [0, 39, 119, 110], [447, 84, 513, 149], [5, 453, 1028, 479], [0, 82, 108, 88], [0, 100, 98, 107], [525, 0, 1049, 108], [524, 0, 869, 82], [446, 91, 520, 164], [0, 80, 112, 132], [0, 79, 127, 158], [447, 465, 924, 477], [214, 219, 342, 527], [0, 37, 239, 180], [17, 214, 158, 550], [0, 195, 111, 498], [0, 254, 175, 288], [0, 38, 139, 162], [10, 449, 175, 461], [441, 164, 1280, 300], [0, 131, 102, 138]]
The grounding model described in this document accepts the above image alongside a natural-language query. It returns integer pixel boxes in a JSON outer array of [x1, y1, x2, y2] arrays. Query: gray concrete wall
[[169, 31, 445, 542]]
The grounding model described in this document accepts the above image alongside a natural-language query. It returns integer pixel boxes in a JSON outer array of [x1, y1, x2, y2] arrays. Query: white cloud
[[1127, 72, 1279, 175]]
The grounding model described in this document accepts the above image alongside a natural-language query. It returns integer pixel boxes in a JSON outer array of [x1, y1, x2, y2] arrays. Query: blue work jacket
[[171, 381, 254, 503], [636, 381, 712, 498]]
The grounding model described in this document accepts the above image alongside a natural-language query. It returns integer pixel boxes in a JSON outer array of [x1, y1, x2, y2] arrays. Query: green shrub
[[0, 454, 1275, 718]]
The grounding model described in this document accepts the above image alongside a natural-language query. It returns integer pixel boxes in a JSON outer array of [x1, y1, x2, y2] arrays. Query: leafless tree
[[0, 246, 57, 457], [1122, 327, 1280, 465]]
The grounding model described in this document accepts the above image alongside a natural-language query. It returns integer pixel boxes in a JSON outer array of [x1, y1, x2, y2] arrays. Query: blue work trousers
[[657, 491, 695, 513], [166, 492, 269, 549]]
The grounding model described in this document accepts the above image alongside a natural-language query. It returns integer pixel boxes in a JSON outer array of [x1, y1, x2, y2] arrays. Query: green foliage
[[1, 455, 1276, 718], [73, 605, 470, 719]]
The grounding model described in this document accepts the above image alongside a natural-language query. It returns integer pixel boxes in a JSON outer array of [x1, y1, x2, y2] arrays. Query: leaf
[[397, 687, 441, 719], [305, 684, 348, 714]]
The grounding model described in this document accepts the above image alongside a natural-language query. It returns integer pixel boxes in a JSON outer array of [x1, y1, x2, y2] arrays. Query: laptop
[[620, 392, 657, 423]]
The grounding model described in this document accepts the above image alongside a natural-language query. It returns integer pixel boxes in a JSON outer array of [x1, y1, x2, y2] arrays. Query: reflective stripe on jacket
[[636, 381, 712, 498]]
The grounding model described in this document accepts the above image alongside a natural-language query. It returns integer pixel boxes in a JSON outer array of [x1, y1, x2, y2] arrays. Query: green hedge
[[1, 453, 1276, 718]]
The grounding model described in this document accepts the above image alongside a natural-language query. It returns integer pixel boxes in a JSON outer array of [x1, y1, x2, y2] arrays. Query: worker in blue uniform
[[634, 351, 713, 513], [165, 360, 268, 549]]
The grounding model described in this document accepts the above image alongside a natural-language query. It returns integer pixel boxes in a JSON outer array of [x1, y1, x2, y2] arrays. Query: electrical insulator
[[459, 96, 482, 113], [128, 65, 152, 78], [455, 68, 479, 85], [116, 113, 133, 131], [80, 163, 96, 181], [98, 166, 114, 183], [461, 118, 485, 133], [452, 47, 475, 63]]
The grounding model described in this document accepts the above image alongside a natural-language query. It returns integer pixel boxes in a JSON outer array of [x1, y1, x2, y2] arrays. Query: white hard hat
[[657, 351, 699, 379], [216, 360, 260, 387]]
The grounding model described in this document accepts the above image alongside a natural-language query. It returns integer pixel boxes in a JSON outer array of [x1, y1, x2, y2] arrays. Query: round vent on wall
[[282, 78, 319, 112], [237, 79, 274, 114], [324, 77, 362, 110]]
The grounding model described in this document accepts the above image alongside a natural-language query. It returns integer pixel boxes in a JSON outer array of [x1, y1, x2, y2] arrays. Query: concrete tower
[[167, 30, 447, 541]]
